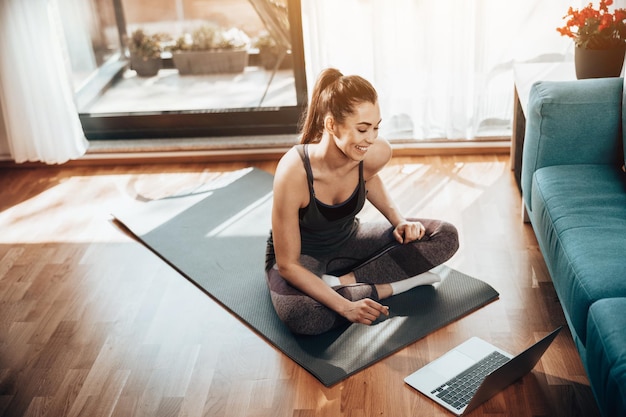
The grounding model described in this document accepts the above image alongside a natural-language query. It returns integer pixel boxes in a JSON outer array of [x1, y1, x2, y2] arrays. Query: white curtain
[[300, 0, 594, 141], [0, 0, 87, 164]]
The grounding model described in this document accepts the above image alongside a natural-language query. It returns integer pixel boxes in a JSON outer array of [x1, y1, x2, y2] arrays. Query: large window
[[59, 0, 307, 139]]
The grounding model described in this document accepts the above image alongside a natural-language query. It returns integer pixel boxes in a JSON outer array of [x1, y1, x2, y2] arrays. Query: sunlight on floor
[[0, 159, 508, 244], [0, 170, 237, 244], [360, 159, 508, 224]]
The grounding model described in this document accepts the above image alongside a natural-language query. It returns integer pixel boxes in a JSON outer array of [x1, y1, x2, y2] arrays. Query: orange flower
[[599, 14, 613, 31], [557, 27, 574, 37], [557, 0, 626, 49]]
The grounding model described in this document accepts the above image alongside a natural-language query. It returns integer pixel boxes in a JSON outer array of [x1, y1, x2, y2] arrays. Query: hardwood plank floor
[[0, 154, 600, 417]]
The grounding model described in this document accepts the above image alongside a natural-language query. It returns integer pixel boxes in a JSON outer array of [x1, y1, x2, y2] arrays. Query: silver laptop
[[404, 327, 562, 416]]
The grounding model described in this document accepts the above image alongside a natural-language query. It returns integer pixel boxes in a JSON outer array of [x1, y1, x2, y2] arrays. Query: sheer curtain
[[300, 0, 594, 141], [0, 0, 87, 164]]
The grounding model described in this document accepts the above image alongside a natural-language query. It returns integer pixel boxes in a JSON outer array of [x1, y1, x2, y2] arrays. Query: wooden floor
[[0, 153, 600, 417]]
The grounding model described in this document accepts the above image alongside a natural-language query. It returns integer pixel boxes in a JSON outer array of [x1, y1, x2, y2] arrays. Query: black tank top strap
[[296, 144, 315, 198]]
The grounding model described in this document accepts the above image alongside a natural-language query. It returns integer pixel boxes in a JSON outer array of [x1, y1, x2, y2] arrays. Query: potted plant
[[170, 25, 249, 75], [557, 0, 626, 78], [253, 32, 280, 69], [127, 29, 167, 77]]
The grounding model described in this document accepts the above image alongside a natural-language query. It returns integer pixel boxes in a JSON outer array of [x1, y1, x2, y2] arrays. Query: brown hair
[[299, 68, 378, 144]]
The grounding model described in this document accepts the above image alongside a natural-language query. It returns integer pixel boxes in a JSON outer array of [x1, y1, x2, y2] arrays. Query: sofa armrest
[[521, 77, 623, 211]]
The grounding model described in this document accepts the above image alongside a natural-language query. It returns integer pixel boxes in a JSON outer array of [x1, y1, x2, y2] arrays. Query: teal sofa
[[521, 77, 626, 417]]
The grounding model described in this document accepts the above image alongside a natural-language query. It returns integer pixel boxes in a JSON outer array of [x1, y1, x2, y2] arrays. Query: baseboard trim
[[0, 138, 511, 167]]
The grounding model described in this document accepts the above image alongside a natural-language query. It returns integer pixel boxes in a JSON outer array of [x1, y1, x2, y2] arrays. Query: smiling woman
[[264, 68, 460, 335]]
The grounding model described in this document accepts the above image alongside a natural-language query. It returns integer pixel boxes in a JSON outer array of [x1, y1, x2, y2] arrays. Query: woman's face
[[331, 100, 381, 161]]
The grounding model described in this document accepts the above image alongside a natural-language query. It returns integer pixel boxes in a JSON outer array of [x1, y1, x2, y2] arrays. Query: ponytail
[[299, 68, 342, 144], [299, 68, 378, 144]]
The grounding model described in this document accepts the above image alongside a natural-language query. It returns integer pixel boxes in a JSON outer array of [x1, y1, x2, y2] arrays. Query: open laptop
[[404, 326, 562, 416]]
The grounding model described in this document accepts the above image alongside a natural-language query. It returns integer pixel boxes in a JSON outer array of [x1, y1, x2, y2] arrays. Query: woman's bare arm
[[364, 139, 425, 243]]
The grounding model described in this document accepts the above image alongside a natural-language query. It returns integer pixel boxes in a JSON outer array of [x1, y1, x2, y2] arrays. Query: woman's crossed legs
[[266, 218, 459, 335]]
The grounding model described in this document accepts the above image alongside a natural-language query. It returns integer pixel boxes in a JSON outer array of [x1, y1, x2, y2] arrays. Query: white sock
[[389, 271, 441, 295], [321, 274, 342, 287]]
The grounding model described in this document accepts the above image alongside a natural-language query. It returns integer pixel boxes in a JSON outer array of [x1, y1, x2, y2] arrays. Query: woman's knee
[[433, 221, 460, 259], [266, 268, 338, 335], [411, 219, 459, 266], [270, 292, 337, 335]]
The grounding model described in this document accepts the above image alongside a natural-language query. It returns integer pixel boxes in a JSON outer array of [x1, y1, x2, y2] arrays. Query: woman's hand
[[393, 220, 425, 244], [342, 298, 390, 325]]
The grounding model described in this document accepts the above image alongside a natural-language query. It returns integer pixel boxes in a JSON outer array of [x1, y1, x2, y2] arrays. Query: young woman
[[265, 68, 459, 335]]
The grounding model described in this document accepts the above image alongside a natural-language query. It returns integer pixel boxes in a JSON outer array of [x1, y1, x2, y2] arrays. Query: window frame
[[78, 0, 307, 140]]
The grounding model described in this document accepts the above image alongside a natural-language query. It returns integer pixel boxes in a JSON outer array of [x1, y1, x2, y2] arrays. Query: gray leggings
[[265, 218, 459, 335]]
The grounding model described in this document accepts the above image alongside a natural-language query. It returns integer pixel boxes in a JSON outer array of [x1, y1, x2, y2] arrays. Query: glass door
[[58, 0, 307, 139]]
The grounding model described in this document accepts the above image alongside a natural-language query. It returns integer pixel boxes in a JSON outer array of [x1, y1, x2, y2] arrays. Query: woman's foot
[[389, 271, 441, 295]]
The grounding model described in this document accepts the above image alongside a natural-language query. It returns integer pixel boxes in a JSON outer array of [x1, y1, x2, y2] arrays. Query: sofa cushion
[[523, 78, 623, 212], [586, 298, 626, 417], [531, 164, 626, 346]]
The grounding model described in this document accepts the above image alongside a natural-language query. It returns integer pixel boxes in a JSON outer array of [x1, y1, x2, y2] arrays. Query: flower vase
[[575, 45, 626, 79]]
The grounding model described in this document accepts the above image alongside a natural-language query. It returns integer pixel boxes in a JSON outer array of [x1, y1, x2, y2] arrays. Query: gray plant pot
[[172, 49, 248, 75], [130, 54, 162, 77]]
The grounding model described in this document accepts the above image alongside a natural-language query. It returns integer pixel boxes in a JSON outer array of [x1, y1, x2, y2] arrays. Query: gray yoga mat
[[113, 167, 499, 386]]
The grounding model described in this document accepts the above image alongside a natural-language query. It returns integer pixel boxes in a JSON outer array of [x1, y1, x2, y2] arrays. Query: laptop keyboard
[[431, 351, 510, 411]]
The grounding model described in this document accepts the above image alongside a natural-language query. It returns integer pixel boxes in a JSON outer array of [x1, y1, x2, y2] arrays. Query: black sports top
[[296, 144, 367, 256]]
